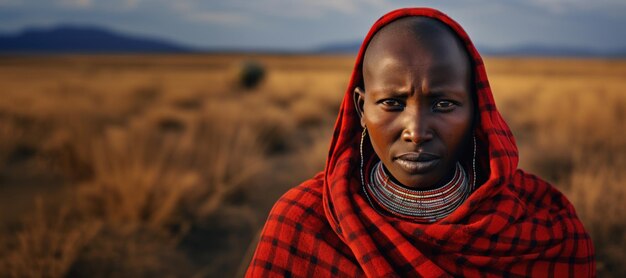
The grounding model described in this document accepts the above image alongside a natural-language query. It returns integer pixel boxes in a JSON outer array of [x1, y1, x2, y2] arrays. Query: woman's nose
[[401, 111, 433, 144]]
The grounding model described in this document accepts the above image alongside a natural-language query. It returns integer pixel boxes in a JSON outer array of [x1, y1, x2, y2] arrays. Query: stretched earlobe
[[353, 87, 366, 127]]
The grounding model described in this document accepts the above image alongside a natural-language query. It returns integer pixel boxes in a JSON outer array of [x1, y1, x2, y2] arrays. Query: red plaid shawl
[[247, 7, 595, 277]]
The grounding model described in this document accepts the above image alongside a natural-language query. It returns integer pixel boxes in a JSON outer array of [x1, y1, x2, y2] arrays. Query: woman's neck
[[363, 161, 471, 223]]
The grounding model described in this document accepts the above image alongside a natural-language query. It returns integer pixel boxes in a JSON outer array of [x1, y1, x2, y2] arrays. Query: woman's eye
[[381, 99, 403, 108], [434, 100, 456, 111]]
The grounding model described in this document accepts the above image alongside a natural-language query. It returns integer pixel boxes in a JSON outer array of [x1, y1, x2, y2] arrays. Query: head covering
[[247, 7, 594, 277]]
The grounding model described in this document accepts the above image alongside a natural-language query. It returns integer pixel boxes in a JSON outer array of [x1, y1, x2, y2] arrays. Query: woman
[[246, 8, 594, 277]]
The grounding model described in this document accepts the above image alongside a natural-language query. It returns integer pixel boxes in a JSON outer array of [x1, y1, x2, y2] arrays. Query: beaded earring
[[471, 134, 477, 191], [360, 127, 367, 188]]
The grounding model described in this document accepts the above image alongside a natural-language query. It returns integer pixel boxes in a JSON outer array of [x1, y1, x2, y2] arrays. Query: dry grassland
[[0, 54, 624, 277]]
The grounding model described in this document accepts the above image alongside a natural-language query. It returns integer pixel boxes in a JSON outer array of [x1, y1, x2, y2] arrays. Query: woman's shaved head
[[363, 17, 470, 86]]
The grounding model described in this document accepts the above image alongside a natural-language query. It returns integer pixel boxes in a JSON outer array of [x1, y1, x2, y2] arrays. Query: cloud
[[246, 0, 393, 17], [307, 0, 357, 14], [59, 0, 92, 9], [170, 0, 395, 23], [527, 0, 626, 14], [0, 0, 21, 6], [169, 2, 248, 25], [123, 0, 139, 9], [56, 0, 141, 11], [187, 11, 249, 25]]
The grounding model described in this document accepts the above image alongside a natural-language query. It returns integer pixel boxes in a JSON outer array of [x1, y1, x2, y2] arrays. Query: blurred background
[[0, 1, 624, 277]]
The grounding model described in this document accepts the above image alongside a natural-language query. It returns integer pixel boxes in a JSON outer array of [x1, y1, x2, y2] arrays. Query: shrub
[[232, 60, 266, 90]]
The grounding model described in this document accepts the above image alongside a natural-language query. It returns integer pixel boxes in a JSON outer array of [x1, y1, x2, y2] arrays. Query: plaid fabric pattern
[[246, 7, 595, 277]]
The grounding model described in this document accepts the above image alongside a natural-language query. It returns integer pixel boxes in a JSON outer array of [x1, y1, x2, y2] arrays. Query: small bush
[[232, 60, 266, 90]]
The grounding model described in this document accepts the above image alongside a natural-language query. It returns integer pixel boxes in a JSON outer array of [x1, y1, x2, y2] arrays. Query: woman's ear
[[353, 87, 366, 128]]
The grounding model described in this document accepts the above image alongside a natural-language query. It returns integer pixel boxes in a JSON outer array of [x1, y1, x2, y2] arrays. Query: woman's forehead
[[362, 17, 470, 88], [364, 17, 467, 68], [366, 19, 444, 54]]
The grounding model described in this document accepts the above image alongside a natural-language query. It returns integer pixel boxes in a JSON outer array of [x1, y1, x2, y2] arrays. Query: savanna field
[[0, 54, 624, 277]]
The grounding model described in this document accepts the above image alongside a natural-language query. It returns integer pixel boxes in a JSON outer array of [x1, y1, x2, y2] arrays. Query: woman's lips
[[394, 152, 441, 173]]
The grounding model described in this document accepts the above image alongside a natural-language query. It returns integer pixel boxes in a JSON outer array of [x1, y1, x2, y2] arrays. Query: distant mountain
[[316, 40, 626, 57], [478, 44, 597, 57], [316, 41, 363, 54], [2, 25, 625, 57], [0, 25, 192, 53]]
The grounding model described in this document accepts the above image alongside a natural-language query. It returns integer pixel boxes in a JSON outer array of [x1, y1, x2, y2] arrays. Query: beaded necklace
[[362, 161, 471, 223]]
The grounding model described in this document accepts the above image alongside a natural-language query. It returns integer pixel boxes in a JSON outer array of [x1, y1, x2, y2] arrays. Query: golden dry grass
[[0, 54, 624, 277]]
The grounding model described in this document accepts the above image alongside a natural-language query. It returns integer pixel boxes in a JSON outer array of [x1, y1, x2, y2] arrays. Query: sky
[[1, 0, 625, 51]]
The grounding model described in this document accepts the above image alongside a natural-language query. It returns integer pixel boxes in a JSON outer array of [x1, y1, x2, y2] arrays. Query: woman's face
[[356, 20, 473, 189]]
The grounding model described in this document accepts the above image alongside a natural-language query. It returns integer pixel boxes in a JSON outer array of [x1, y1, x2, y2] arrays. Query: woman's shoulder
[[266, 171, 327, 227], [509, 169, 595, 270], [252, 172, 335, 254], [511, 169, 576, 212], [247, 172, 358, 276], [511, 169, 591, 237]]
